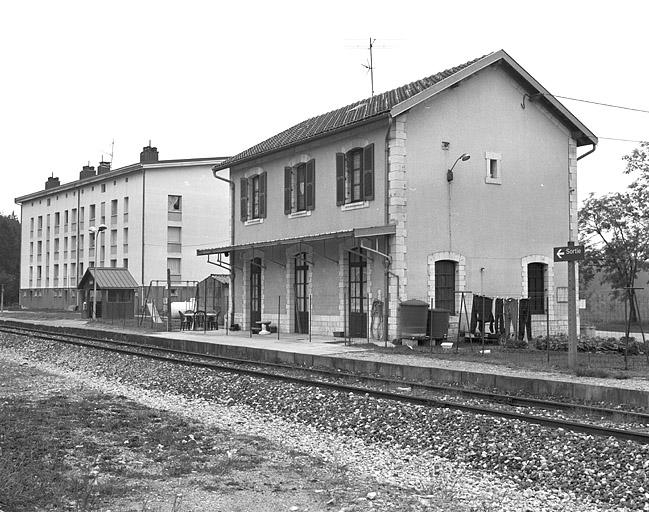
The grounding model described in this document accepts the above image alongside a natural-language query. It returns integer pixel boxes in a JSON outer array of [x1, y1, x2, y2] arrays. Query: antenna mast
[[361, 37, 376, 96], [110, 139, 114, 163]]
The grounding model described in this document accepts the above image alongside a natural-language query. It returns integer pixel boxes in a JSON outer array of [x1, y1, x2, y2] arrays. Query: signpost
[[553, 244, 584, 262], [554, 242, 585, 370]]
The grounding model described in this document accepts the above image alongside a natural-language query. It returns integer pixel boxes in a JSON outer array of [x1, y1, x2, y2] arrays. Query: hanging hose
[[370, 299, 384, 340]]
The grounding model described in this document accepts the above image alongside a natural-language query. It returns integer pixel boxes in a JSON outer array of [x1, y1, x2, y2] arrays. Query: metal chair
[[179, 311, 192, 331]]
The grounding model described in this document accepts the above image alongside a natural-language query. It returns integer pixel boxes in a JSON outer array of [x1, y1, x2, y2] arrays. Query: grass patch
[[0, 390, 253, 511], [575, 366, 630, 379]]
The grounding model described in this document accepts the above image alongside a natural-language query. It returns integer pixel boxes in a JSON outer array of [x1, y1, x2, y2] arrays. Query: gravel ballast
[[1, 334, 648, 511]]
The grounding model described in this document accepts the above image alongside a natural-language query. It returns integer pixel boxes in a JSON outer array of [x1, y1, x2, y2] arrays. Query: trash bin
[[400, 299, 429, 339], [430, 308, 450, 340]]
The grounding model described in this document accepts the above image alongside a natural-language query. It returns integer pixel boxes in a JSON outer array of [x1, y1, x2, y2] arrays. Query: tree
[[0, 213, 21, 306], [579, 142, 649, 322]]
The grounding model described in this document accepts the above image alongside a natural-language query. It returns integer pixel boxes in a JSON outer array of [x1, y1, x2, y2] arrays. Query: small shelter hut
[[78, 267, 138, 320], [195, 274, 229, 326]]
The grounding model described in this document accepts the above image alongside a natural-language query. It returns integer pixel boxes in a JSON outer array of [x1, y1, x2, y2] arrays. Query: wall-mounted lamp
[[446, 153, 471, 182]]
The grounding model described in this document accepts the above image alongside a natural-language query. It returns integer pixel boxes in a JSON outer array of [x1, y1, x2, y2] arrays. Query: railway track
[[1, 323, 648, 444]]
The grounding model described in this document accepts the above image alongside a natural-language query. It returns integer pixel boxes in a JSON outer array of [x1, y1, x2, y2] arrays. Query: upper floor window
[[240, 172, 266, 222], [284, 160, 315, 215], [168, 195, 182, 221], [485, 151, 502, 185], [336, 144, 374, 206]]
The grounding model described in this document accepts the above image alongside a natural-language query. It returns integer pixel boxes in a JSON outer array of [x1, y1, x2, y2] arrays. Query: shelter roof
[[77, 267, 139, 290]]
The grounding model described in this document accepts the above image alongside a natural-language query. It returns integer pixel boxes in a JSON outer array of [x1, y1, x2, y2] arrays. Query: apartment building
[[15, 145, 230, 310]]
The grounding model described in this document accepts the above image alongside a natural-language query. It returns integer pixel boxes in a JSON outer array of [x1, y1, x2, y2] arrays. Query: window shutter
[[363, 143, 374, 201], [306, 159, 315, 211], [284, 167, 292, 215], [259, 172, 267, 218], [240, 177, 248, 221], [336, 153, 345, 206]]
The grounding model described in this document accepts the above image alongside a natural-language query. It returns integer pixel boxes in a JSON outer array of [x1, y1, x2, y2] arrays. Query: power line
[[545, 94, 649, 114], [599, 136, 648, 144]]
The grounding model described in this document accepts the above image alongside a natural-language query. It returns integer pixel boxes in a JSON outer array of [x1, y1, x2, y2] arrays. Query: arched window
[[527, 262, 545, 314], [435, 260, 456, 314]]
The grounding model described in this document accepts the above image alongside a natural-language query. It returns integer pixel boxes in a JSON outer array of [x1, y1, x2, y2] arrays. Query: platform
[[1, 314, 648, 408]]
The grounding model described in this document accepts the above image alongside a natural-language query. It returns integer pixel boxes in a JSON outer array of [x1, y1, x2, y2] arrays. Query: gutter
[[577, 144, 597, 161], [212, 167, 236, 327], [383, 115, 393, 344]]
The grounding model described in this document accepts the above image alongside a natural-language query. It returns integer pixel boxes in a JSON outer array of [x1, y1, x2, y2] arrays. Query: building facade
[[16, 145, 230, 310], [198, 50, 597, 341]]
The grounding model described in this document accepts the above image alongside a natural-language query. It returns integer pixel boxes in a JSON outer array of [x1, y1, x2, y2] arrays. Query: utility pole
[[567, 242, 577, 370]]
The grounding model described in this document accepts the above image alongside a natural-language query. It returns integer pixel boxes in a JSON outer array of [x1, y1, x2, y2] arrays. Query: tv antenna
[[361, 38, 376, 96]]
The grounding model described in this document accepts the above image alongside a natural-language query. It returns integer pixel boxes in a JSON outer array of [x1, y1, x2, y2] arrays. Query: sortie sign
[[553, 245, 585, 262]]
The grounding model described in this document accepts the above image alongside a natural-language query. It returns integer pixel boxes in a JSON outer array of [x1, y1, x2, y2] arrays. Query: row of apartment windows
[[28, 258, 131, 288], [240, 146, 375, 222], [29, 228, 129, 261], [30, 194, 183, 239], [29, 197, 130, 239]]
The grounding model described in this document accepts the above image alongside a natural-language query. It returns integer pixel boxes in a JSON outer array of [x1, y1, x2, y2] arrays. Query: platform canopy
[[197, 225, 396, 256], [77, 267, 139, 290]]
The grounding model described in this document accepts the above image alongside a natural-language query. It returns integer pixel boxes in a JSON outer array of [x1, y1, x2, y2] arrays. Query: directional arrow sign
[[553, 245, 585, 262]]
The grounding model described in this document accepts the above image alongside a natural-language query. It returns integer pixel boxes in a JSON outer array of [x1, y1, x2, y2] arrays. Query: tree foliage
[[0, 213, 21, 305], [579, 142, 649, 320]]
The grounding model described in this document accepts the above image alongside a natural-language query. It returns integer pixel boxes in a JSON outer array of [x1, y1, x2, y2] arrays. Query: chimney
[[45, 174, 60, 190], [79, 164, 96, 180], [140, 144, 159, 163], [97, 160, 111, 174]]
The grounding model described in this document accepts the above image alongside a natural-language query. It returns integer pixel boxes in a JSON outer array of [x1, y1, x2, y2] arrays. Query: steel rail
[[1, 323, 647, 422], [1, 324, 648, 444]]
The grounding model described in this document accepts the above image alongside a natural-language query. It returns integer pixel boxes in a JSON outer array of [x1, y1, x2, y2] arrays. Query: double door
[[348, 250, 367, 338]]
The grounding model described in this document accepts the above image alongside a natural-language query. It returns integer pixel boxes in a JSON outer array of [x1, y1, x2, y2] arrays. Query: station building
[[15, 145, 230, 311], [198, 50, 597, 341]]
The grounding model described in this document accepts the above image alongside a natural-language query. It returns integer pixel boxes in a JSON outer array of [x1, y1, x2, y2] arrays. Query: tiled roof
[[78, 267, 139, 289], [217, 54, 488, 170]]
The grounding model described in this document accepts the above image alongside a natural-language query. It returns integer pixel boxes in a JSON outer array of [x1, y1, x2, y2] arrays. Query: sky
[[1, 0, 647, 217]]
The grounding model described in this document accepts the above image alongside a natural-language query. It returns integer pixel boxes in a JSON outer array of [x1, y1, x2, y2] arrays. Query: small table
[[256, 321, 271, 335]]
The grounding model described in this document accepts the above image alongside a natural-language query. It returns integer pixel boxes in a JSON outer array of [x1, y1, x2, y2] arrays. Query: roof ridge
[[218, 53, 491, 169]]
